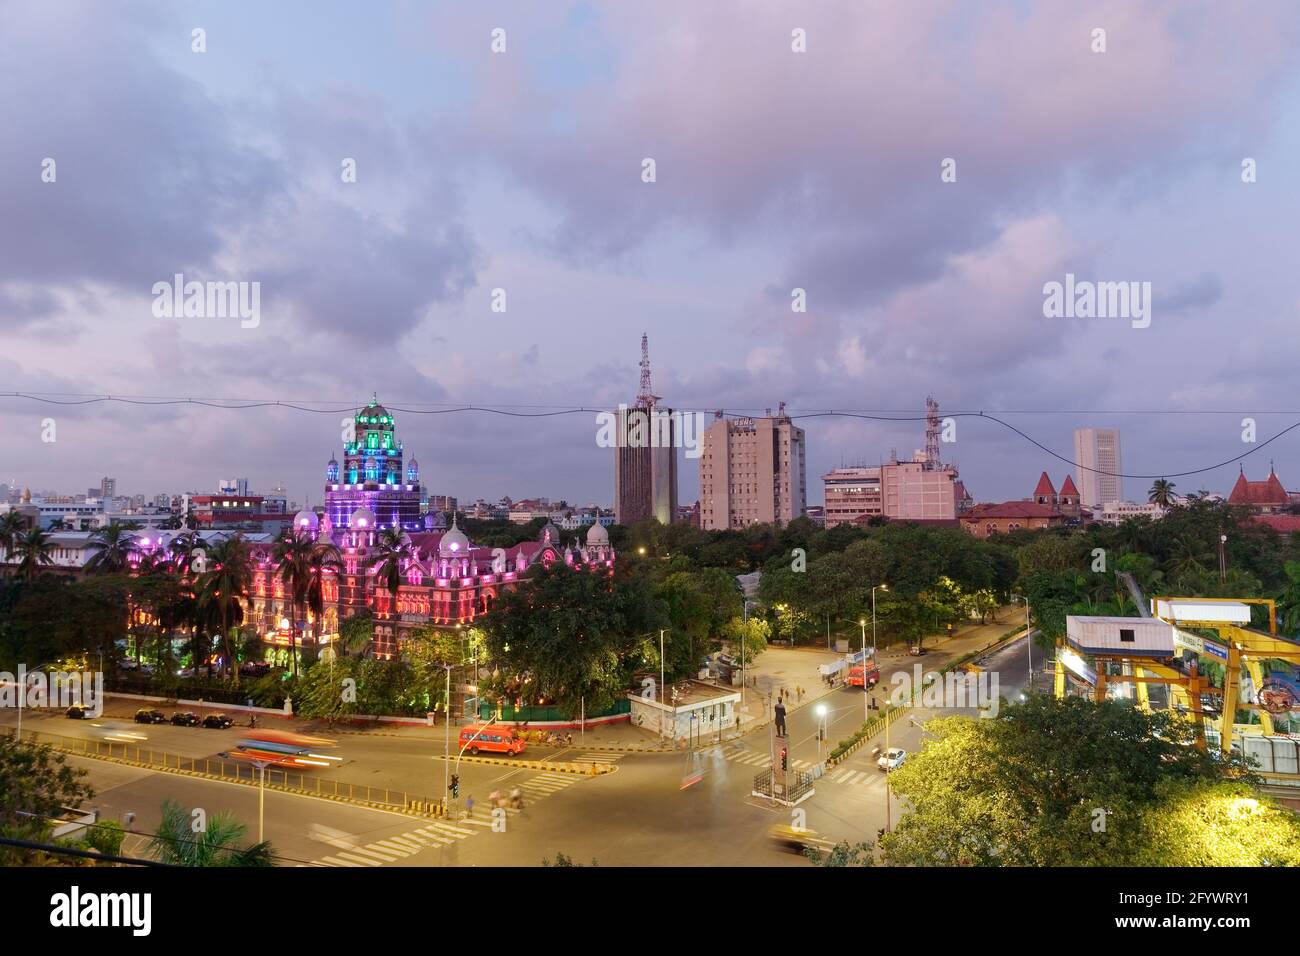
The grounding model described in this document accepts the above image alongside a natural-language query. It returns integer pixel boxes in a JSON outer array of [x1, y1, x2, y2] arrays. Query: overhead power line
[[0, 391, 1292, 482]]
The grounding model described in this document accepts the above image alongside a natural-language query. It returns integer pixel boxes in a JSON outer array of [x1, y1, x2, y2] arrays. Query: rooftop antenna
[[925, 395, 941, 469], [637, 333, 661, 407]]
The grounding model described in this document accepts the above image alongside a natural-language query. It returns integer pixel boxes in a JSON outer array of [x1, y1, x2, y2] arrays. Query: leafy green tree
[[480, 562, 662, 716], [881, 696, 1253, 867], [272, 532, 314, 678], [721, 615, 768, 662], [805, 841, 875, 867], [149, 799, 274, 866], [0, 737, 94, 865], [1134, 778, 1300, 866]]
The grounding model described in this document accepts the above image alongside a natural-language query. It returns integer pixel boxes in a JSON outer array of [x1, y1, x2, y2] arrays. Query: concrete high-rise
[[699, 405, 806, 529], [614, 335, 678, 525], [1074, 427, 1123, 509]]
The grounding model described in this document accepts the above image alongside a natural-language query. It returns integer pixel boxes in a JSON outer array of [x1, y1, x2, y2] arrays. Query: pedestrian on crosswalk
[[465, 795, 474, 819]]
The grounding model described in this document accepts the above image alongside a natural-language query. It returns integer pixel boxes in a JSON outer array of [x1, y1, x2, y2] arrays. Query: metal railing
[[17, 727, 441, 815]]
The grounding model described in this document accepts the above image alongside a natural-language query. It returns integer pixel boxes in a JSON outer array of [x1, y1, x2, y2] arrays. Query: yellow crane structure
[[1054, 596, 1300, 781]]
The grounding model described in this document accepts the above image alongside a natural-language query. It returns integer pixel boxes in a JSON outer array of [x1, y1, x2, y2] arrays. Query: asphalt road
[[9, 635, 1038, 866]]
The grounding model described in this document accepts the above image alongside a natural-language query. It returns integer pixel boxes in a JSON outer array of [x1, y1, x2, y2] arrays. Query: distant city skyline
[[5, 3, 1300, 510]]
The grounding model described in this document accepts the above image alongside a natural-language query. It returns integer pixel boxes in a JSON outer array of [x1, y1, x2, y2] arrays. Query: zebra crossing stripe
[[346, 846, 402, 862], [457, 817, 495, 829], [319, 855, 365, 867], [830, 768, 851, 782], [388, 836, 424, 850], [414, 828, 455, 844], [333, 851, 386, 866], [429, 821, 475, 836], [372, 840, 416, 856]]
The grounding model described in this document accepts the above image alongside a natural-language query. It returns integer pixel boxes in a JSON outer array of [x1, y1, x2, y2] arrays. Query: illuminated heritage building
[[246, 396, 615, 659]]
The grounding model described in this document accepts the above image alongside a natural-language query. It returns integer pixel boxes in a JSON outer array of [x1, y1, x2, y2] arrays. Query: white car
[[877, 747, 907, 771]]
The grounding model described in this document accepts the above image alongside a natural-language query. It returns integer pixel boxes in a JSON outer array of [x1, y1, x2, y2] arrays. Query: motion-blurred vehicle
[[117, 659, 140, 671], [230, 729, 342, 769], [877, 747, 907, 771], [202, 713, 234, 729], [170, 711, 201, 727], [768, 824, 836, 855], [908, 644, 927, 657], [239, 661, 271, 677], [65, 704, 92, 719], [134, 708, 167, 724]]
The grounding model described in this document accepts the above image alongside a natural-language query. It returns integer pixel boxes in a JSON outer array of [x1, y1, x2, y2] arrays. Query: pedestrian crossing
[[701, 745, 815, 772], [303, 770, 585, 867], [699, 745, 883, 787], [826, 766, 883, 787], [571, 752, 623, 765]]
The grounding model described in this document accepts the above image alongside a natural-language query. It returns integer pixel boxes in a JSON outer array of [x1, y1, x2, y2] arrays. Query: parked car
[[239, 661, 271, 677], [134, 708, 167, 724], [202, 713, 234, 729], [170, 711, 201, 727], [908, 644, 927, 656], [65, 704, 92, 719], [877, 747, 907, 771], [117, 659, 140, 671]]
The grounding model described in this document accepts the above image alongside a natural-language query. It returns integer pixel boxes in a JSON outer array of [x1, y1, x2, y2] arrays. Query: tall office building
[[699, 404, 806, 529], [100, 477, 116, 500], [1074, 427, 1123, 508], [614, 335, 678, 525]]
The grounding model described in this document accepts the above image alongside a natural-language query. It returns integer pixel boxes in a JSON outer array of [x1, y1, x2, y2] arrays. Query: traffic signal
[[780, 747, 788, 771], [449, 774, 460, 798]]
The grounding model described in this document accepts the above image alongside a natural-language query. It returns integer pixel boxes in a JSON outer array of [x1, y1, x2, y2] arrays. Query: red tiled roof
[[961, 502, 1061, 520], [1059, 475, 1080, 496], [1032, 472, 1056, 497], [1228, 470, 1288, 506], [1251, 514, 1300, 533]]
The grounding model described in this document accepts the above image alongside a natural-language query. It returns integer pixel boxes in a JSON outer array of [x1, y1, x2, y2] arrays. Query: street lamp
[[1012, 593, 1032, 691], [871, 583, 887, 656], [659, 629, 667, 741], [442, 663, 453, 805]]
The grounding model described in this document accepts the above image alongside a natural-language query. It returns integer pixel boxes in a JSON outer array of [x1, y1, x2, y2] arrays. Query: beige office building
[[1074, 427, 1123, 509], [699, 407, 806, 529]]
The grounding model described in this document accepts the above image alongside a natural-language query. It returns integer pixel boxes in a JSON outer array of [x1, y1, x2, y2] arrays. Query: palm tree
[[149, 799, 274, 867], [273, 533, 315, 678], [13, 527, 55, 580], [1148, 479, 1176, 508], [84, 522, 140, 575], [370, 528, 413, 601], [196, 535, 253, 680], [305, 540, 343, 650], [0, 511, 27, 574], [168, 531, 204, 578]]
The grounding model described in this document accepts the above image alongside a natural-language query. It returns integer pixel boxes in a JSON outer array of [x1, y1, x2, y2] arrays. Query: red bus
[[459, 725, 525, 756]]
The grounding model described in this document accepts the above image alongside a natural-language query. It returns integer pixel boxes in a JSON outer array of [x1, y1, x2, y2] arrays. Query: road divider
[[19, 727, 444, 819], [440, 754, 616, 775]]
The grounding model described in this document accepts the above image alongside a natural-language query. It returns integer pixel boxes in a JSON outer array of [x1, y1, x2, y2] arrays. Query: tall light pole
[[442, 663, 453, 803], [659, 629, 666, 741], [858, 618, 869, 726], [871, 583, 887, 656], [1012, 593, 1032, 691]]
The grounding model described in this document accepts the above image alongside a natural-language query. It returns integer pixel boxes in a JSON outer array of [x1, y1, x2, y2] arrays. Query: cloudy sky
[[4, 0, 1300, 509]]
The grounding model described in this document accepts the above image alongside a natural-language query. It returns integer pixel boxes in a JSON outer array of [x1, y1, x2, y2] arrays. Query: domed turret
[[293, 510, 320, 535], [326, 452, 339, 483], [585, 521, 609, 547], [406, 457, 419, 484], [349, 507, 377, 531], [439, 514, 469, 555], [538, 520, 561, 547]]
